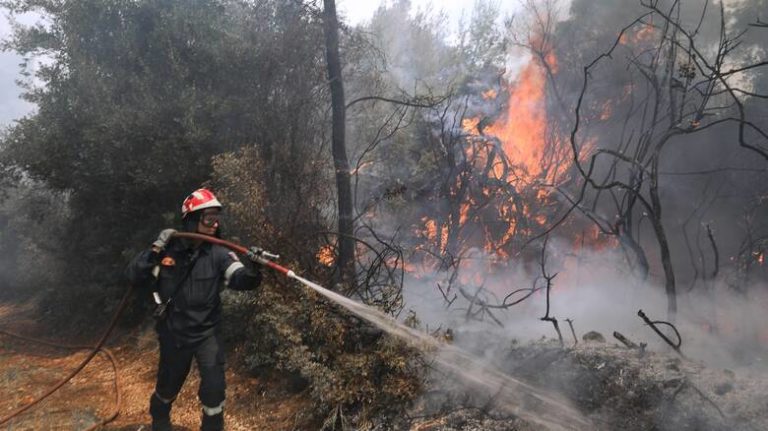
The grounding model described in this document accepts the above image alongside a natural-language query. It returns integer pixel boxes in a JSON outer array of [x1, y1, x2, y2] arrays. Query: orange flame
[[599, 101, 613, 121], [351, 161, 374, 176], [448, 50, 565, 259], [462, 117, 482, 135], [619, 22, 656, 46], [317, 245, 335, 267], [459, 203, 470, 226], [482, 89, 498, 100], [484, 59, 548, 180], [415, 34, 618, 270], [421, 217, 449, 255], [545, 50, 558, 74]]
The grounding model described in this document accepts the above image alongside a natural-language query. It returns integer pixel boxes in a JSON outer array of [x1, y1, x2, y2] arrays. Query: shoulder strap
[[163, 249, 201, 307]]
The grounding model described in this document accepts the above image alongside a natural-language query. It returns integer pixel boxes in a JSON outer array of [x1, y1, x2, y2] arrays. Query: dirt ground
[[5, 298, 768, 431], [0, 302, 315, 431]]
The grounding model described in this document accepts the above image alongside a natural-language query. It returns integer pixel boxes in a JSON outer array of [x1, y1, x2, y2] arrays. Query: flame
[[423, 217, 437, 240], [421, 217, 449, 255], [459, 203, 470, 226], [350, 161, 374, 176], [635, 22, 655, 42], [619, 22, 656, 46], [412, 29, 619, 278], [462, 117, 482, 135], [440, 51, 561, 261], [576, 225, 617, 251], [599, 101, 613, 121], [484, 59, 548, 179], [544, 50, 558, 74], [460, 50, 553, 183], [482, 89, 498, 100], [317, 245, 335, 267]]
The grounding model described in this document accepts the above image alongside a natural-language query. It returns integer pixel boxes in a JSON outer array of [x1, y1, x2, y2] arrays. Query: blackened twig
[[749, 17, 768, 28], [539, 238, 563, 346], [671, 379, 727, 419], [706, 224, 719, 279], [541, 316, 564, 347], [437, 282, 457, 308], [638, 309, 686, 358], [613, 331, 638, 349], [565, 319, 578, 346]]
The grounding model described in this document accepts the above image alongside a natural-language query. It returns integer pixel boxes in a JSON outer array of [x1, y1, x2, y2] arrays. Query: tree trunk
[[322, 0, 356, 289], [650, 156, 677, 321]]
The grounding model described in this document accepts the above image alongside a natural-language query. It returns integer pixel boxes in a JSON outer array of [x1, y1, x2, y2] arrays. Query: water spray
[[173, 232, 592, 430], [0, 232, 592, 430]]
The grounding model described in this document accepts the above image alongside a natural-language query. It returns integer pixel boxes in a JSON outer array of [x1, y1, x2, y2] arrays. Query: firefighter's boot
[[149, 392, 173, 431], [201, 409, 224, 431]]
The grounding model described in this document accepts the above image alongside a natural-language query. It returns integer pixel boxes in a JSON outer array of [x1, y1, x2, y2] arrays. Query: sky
[[340, 0, 496, 26], [0, 13, 35, 127]]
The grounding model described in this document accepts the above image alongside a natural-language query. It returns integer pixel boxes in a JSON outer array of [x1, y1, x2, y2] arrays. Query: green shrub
[[226, 281, 424, 423], [213, 147, 424, 425]]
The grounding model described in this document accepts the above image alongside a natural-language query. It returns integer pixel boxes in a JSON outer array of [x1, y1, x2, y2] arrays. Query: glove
[[247, 246, 280, 264], [152, 229, 177, 251], [247, 246, 264, 264]]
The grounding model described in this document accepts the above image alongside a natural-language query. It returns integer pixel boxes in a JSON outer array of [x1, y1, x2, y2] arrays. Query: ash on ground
[[377, 335, 768, 431]]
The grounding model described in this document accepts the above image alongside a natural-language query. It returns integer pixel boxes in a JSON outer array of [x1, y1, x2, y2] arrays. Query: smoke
[[395, 240, 768, 429], [403, 240, 768, 371], [346, 0, 768, 366]]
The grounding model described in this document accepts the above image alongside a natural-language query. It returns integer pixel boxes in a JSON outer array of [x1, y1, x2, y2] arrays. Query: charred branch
[[613, 331, 638, 349], [541, 315, 564, 347], [317, 228, 405, 314], [565, 318, 577, 346], [458, 286, 505, 328], [345, 94, 449, 110], [671, 378, 727, 420], [638, 309, 685, 358], [641, 0, 768, 160], [437, 282, 457, 309], [749, 17, 768, 28], [680, 181, 720, 291], [539, 237, 563, 346], [706, 224, 719, 280]]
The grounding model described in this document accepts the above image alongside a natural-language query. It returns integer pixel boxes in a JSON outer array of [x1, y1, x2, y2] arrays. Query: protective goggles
[[200, 212, 221, 228]]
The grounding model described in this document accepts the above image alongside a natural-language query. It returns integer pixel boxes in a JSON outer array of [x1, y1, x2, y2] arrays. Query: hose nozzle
[[247, 246, 280, 263]]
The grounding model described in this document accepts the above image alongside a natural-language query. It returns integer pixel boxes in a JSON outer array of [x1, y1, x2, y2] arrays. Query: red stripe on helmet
[[181, 188, 222, 218]]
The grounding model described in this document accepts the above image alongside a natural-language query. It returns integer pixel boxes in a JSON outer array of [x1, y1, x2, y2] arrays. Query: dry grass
[[0, 302, 316, 431]]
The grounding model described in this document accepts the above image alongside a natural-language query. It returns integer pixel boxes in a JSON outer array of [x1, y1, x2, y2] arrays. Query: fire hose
[[0, 232, 292, 429], [0, 288, 130, 430], [172, 232, 297, 279]]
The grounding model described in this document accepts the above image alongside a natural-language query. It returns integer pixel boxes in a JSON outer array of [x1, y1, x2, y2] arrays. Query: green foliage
[[229, 281, 424, 423], [0, 0, 328, 285], [209, 145, 332, 279], [0, 174, 69, 295], [212, 147, 423, 424]]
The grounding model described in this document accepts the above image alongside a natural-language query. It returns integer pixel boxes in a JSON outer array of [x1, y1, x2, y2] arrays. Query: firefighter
[[126, 188, 261, 431]]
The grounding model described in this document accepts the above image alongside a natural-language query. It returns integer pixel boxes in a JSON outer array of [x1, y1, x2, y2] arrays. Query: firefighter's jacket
[[126, 238, 261, 346]]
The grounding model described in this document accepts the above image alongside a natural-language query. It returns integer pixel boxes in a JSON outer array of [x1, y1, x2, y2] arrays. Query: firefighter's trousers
[[150, 324, 226, 430]]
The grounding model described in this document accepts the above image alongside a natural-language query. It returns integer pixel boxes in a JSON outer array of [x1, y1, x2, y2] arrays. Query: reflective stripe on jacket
[[126, 239, 261, 345]]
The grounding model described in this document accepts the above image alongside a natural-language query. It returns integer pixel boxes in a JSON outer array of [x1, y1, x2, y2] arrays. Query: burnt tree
[[561, 1, 768, 321], [323, 0, 356, 289]]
